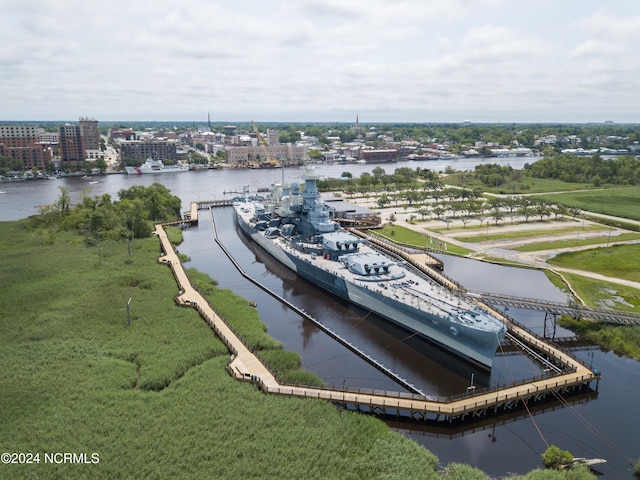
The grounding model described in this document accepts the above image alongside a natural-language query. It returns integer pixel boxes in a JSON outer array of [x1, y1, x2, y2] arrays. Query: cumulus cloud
[[1, 0, 639, 122]]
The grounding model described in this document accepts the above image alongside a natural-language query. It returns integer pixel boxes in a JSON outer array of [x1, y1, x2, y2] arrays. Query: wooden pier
[[154, 217, 601, 424]]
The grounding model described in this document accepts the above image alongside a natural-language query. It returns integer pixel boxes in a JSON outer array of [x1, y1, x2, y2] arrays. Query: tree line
[[28, 183, 182, 249], [524, 152, 640, 186]]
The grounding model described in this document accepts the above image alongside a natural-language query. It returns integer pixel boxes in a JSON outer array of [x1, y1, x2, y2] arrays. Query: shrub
[[541, 445, 574, 469]]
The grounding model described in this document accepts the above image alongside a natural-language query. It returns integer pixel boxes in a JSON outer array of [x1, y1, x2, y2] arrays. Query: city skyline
[[2, 0, 640, 123]]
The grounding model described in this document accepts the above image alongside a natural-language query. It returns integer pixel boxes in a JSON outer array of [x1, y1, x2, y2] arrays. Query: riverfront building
[[79, 118, 99, 150], [57, 118, 102, 167], [79, 117, 100, 160], [119, 139, 179, 163], [58, 124, 85, 167], [0, 124, 52, 171]]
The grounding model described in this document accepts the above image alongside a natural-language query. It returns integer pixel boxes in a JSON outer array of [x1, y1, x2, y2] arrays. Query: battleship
[[233, 167, 507, 369]]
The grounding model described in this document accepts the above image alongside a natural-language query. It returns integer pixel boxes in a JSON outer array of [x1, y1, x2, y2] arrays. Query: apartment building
[[119, 139, 178, 163], [79, 118, 99, 150], [59, 124, 85, 167], [0, 124, 52, 170]]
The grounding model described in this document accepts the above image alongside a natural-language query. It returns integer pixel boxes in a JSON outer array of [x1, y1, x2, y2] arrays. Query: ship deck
[[269, 226, 503, 336]]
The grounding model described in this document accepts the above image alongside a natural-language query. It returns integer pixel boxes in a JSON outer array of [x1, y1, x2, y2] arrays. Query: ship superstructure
[[233, 167, 506, 369]]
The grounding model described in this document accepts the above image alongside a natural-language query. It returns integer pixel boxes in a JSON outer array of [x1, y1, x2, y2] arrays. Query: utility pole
[[126, 298, 132, 326]]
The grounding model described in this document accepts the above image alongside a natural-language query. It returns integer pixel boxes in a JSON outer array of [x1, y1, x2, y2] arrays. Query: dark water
[[2, 164, 638, 478]]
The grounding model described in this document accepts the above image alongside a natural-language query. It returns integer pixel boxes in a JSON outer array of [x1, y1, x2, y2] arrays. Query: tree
[[518, 202, 534, 222], [417, 206, 430, 220], [95, 158, 108, 173], [491, 207, 505, 225], [534, 201, 550, 221], [552, 203, 569, 220], [57, 186, 71, 216], [377, 194, 391, 208], [432, 205, 446, 220], [541, 445, 574, 470], [372, 166, 386, 180]]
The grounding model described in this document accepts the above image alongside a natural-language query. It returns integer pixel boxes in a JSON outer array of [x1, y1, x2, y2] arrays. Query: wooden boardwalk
[[154, 223, 599, 423]]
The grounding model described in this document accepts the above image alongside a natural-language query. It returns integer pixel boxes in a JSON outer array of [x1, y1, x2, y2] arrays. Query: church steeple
[[208, 112, 212, 132], [352, 114, 361, 133]]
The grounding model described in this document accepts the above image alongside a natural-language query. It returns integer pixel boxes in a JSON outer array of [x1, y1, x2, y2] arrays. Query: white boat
[[125, 157, 189, 174]]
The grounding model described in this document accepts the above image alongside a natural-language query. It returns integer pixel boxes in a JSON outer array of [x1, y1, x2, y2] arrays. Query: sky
[[2, 0, 640, 123]]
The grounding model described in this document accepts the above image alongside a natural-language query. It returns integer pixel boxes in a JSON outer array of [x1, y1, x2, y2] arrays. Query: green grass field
[[511, 232, 640, 252], [455, 225, 603, 243], [548, 243, 640, 284], [371, 224, 472, 255], [534, 187, 640, 221], [555, 271, 640, 312]]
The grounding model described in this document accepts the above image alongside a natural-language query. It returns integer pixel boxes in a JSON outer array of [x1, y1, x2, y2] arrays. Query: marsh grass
[[3, 219, 444, 479], [558, 317, 640, 362], [0, 219, 598, 479]]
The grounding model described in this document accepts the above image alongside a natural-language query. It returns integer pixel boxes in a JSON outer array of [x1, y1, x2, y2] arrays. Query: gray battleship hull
[[235, 211, 502, 368]]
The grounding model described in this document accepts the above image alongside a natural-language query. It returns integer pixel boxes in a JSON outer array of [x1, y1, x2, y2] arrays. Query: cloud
[[1, 0, 639, 122], [569, 40, 624, 59]]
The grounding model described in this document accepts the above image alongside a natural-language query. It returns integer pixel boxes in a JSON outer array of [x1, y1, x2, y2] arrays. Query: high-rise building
[[59, 124, 85, 167], [79, 117, 99, 150], [0, 124, 51, 171]]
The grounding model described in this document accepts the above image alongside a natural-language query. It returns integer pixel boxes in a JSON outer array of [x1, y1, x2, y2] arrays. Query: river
[[1, 160, 638, 478]]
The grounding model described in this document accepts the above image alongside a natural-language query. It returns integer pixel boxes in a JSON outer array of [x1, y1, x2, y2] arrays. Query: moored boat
[[125, 157, 189, 174]]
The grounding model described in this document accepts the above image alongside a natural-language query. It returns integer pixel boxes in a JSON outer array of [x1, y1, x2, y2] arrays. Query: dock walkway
[[153, 220, 600, 423]]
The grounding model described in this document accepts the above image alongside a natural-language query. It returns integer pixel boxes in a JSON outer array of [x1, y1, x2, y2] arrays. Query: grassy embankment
[[512, 232, 640, 252], [370, 224, 472, 256], [547, 244, 640, 361]]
